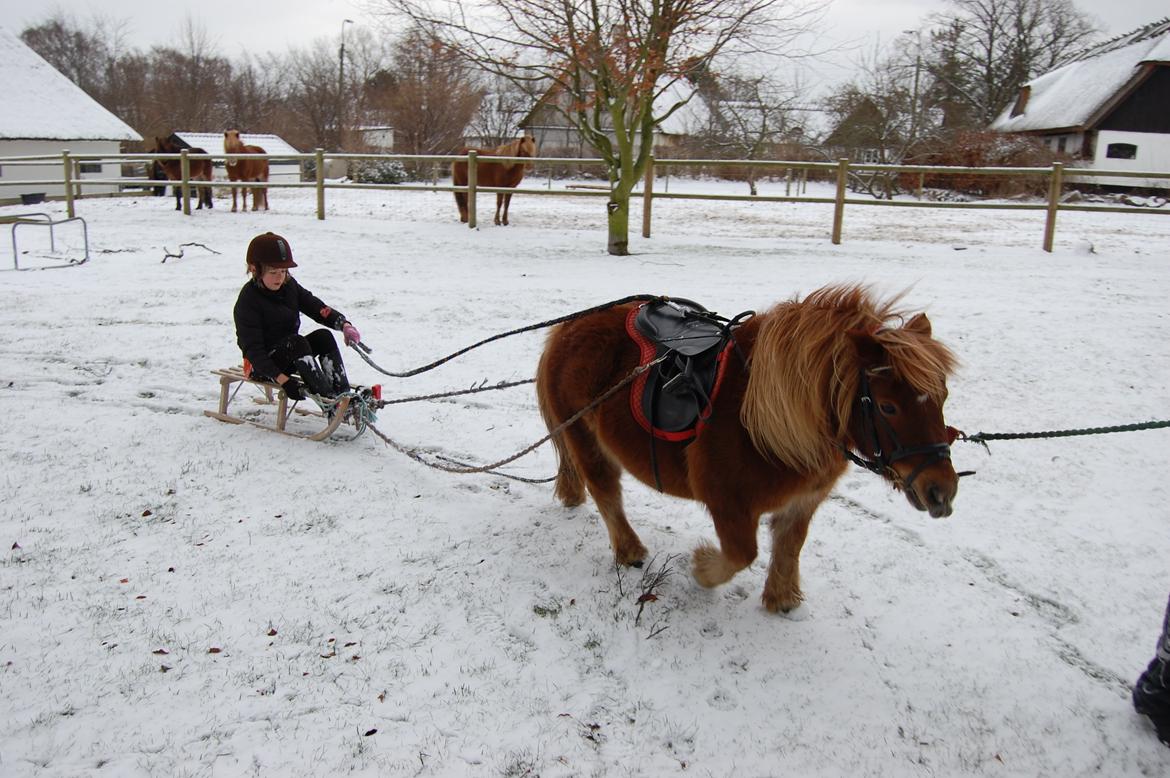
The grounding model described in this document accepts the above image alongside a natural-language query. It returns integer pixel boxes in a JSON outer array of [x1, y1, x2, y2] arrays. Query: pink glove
[[342, 322, 361, 346]]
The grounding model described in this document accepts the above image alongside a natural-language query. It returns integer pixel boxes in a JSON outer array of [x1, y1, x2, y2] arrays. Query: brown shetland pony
[[154, 134, 213, 210], [452, 135, 537, 225], [223, 129, 270, 212], [536, 285, 960, 614]]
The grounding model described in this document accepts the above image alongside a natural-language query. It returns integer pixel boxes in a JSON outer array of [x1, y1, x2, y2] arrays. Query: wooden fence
[[2, 149, 1168, 252]]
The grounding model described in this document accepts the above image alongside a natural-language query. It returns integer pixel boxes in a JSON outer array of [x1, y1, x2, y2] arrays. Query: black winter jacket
[[234, 276, 347, 379]]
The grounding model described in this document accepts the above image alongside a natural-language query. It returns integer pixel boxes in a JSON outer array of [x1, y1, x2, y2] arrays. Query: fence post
[[832, 158, 849, 245], [62, 150, 74, 218], [180, 149, 191, 216], [315, 148, 325, 220], [1043, 162, 1063, 253], [642, 155, 654, 238], [467, 150, 478, 229]]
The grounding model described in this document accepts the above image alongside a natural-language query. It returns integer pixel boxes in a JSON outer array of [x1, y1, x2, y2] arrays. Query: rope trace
[[366, 355, 669, 483]]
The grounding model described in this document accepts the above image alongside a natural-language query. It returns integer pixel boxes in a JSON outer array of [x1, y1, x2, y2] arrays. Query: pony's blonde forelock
[[741, 285, 955, 472]]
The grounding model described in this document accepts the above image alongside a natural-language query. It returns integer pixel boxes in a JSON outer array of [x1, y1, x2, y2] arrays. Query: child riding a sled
[[233, 231, 363, 404]]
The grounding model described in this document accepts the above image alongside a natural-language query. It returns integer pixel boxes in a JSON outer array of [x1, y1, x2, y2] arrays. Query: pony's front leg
[[693, 508, 759, 588], [501, 192, 513, 225], [493, 193, 504, 225], [230, 186, 239, 212], [762, 489, 829, 613]]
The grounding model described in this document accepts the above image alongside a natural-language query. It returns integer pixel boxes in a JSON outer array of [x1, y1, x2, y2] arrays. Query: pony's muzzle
[[895, 458, 957, 518]]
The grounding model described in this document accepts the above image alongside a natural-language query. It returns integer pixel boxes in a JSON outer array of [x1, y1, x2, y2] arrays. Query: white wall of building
[[0, 139, 126, 203], [1088, 130, 1170, 189]]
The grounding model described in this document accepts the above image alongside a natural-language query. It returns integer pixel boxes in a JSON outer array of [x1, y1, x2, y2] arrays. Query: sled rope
[[348, 294, 659, 378], [366, 354, 669, 482], [377, 377, 535, 406]]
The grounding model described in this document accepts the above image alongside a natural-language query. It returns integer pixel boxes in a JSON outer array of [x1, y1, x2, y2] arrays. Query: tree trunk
[[606, 191, 630, 256]]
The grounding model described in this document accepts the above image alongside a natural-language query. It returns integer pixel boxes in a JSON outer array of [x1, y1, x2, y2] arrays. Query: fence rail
[[2, 149, 1166, 252]]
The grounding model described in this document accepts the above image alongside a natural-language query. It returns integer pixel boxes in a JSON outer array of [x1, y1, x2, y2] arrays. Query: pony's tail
[[536, 346, 586, 506]]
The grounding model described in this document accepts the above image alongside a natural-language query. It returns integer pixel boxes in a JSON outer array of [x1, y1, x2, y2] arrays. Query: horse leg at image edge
[[761, 490, 828, 613]]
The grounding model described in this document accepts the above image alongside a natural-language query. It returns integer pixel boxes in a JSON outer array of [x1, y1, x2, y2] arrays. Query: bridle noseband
[[841, 369, 957, 492]]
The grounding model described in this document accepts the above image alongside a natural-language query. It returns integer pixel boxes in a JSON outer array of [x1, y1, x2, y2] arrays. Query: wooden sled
[[203, 366, 354, 441]]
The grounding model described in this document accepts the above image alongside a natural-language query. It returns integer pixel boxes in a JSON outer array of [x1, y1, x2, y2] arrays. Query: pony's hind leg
[[561, 424, 647, 567], [761, 489, 829, 613]]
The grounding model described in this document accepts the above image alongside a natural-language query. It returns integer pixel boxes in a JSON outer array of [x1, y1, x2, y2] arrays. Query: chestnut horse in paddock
[[223, 129, 269, 212], [154, 134, 213, 210], [452, 135, 537, 225], [536, 285, 961, 614]]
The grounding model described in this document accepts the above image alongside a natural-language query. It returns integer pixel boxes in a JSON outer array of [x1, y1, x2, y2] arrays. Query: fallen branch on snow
[[162, 242, 221, 263]]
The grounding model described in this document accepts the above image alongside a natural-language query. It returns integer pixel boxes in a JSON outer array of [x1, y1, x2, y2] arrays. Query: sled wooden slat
[[203, 366, 351, 441]]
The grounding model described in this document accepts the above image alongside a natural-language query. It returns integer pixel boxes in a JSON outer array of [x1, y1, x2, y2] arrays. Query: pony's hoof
[[762, 588, 804, 615], [615, 546, 647, 568], [692, 542, 738, 588], [777, 602, 810, 621]]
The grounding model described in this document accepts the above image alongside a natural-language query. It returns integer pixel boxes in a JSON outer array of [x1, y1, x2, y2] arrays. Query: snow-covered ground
[[1, 179, 1169, 777]]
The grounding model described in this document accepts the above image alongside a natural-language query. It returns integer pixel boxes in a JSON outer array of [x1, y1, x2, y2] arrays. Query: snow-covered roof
[[0, 26, 141, 142], [172, 132, 302, 157], [991, 18, 1170, 133]]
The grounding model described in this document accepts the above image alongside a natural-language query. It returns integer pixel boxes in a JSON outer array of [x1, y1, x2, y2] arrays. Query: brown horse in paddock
[[452, 135, 536, 225], [536, 285, 961, 614], [154, 134, 213, 210], [223, 129, 269, 212]]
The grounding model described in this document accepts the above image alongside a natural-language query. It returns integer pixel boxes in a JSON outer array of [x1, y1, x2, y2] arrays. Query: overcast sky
[[1, 0, 1165, 94]]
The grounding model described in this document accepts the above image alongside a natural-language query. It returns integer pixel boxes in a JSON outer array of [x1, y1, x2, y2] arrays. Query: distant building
[[0, 27, 142, 204], [169, 132, 304, 184], [991, 18, 1170, 190], [518, 77, 708, 157], [356, 126, 396, 152]]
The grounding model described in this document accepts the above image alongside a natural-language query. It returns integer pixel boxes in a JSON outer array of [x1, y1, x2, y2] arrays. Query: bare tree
[[366, 26, 483, 159], [922, 0, 1098, 127], [381, 0, 822, 255], [820, 36, 943, 198], [20, 10, 129, 112], [282, 40, 347, 151], [467, 72, 537, 147], [691, 72, 804, 195]]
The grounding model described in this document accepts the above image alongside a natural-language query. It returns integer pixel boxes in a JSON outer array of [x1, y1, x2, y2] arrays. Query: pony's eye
[[879, 402, 898, 415]]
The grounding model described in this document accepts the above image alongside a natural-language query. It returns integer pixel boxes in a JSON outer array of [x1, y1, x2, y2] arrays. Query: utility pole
[[337, 18, 354, 152], [904, 29, 922, 149]]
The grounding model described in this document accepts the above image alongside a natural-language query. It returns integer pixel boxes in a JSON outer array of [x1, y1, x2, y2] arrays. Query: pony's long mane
[[741, 284, 957, 473]]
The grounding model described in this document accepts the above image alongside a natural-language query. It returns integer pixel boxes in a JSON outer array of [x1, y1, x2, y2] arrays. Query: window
[[79, 163, 102, 174], [1106, 143, 1138, 160], [1057, 137, 1067, 153]]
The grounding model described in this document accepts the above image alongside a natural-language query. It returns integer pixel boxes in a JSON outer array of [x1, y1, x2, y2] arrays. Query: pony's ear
[[847, 329, 887, 368], [905, 312, 932, 337]]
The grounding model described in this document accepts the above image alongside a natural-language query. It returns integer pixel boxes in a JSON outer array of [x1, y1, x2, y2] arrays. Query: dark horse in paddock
[[223, 129, 269, 212], [154, 134, 213, 210], [537, 285, 961, 614], [452, 135, 536, 225]]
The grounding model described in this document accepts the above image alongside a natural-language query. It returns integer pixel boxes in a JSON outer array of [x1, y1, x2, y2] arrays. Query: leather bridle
[[841, 369, 958, 492]]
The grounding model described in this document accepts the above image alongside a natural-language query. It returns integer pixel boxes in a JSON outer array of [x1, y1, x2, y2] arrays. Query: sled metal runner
[[204, 366, 355, 441]]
